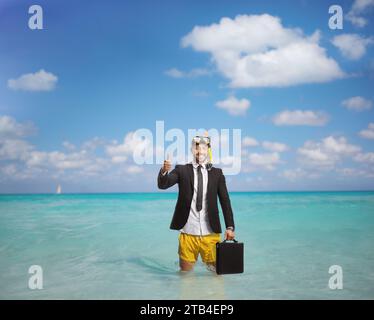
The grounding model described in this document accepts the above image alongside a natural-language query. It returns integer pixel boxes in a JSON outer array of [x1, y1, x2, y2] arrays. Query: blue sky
[[0, 0, 373, 193]]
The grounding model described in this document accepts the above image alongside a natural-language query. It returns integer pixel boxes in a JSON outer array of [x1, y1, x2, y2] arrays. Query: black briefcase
[[216, 239, 244, 275]]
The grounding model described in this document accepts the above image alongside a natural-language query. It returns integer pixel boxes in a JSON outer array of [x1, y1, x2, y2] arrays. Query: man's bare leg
[[179, 258, 195, 272], [205, 261, 216, 272]]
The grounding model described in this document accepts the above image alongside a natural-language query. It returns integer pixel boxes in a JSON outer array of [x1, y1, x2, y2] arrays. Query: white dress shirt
[[179, 159, 214, 236]]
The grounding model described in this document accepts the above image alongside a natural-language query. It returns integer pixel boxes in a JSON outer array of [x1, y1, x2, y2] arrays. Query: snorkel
[[205, 132, 213, 171]]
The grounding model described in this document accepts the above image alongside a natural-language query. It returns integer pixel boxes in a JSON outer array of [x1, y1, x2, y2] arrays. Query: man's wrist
[[226, 226, 235, 232]]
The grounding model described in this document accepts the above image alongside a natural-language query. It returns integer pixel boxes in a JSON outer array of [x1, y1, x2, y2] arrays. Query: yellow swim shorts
[[178, 232, 221, 264]]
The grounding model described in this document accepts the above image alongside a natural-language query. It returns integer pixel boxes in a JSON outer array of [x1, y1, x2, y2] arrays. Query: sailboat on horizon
[[56, 184, 62, 194]]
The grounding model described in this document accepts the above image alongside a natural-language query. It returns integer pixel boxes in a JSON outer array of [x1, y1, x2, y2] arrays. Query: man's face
[[191, 143, 209, 164]]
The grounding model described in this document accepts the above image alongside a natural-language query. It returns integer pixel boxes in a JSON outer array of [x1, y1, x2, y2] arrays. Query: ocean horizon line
[[1, 189, 374, 196]]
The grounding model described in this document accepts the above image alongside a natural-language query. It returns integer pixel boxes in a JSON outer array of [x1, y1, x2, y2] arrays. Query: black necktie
[[196, 165, 203, 212]]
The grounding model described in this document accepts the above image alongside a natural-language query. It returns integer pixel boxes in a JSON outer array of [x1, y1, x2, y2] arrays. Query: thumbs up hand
[[162, 154, 172, 174]]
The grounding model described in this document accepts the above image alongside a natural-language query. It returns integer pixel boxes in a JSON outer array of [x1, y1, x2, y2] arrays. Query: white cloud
[[0, 115, 36, 161], [298, 145, 332, 165], [245, 176, 264, 183], [26, 150, 92, 170], [279, 167, 320, 181], [331, 34, 374, 60], [165, 68, 184, 78], [125, 165, 144, 174], [336, 167, 374, 178], [0, 163, 42, 181], [323, 136, 361, 154], [215, 95, 250, 116], [359, 123, 374, 139], [262, 141, 289, 152], [0, 114, 155, 187], [7, 69, 58, 91], [3, 113, 374, 190], [110, 155, 128, 163], [246, 152, 281, 171], [47, 151, 91, 170], [0, 115, 36, 138], [62, 141, 76, 151], [346, 0, 374, 28], [272, 109, 329, 126], [105, 131, 152, 163], [342, 96, 373, 111], [8, 143, 113, 178], [0, 116, 114, 180], [242, 136, 259, 147], [336, 167, 361, 176], [17, 136, 111, 173], [164, 67, 210, 78], [181, 14, 345, 88], [0, 139, 34, 161], [80, 157, 111, 176], [297, 135, 361, 168], [81, 137, 106, 151], [1, 163, 18, 177], [354, 152, 374, 164]]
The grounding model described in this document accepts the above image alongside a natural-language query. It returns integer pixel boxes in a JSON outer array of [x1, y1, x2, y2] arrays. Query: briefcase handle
[[223, 238, 238, 243]]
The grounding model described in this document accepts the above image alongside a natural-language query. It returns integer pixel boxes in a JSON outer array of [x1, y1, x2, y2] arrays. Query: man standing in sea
[[157, 135, 236, 273]]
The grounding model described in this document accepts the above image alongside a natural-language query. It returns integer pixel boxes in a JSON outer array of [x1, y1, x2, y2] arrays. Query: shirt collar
[[191, 158, 207, 169]]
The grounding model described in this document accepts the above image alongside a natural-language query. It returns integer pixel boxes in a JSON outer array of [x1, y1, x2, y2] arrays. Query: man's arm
[[217, 169, 235, 230], [157, 165, 179, 189]]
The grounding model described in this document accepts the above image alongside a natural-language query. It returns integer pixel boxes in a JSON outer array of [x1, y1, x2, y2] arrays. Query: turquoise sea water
[[0, 191, 373, 300]]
